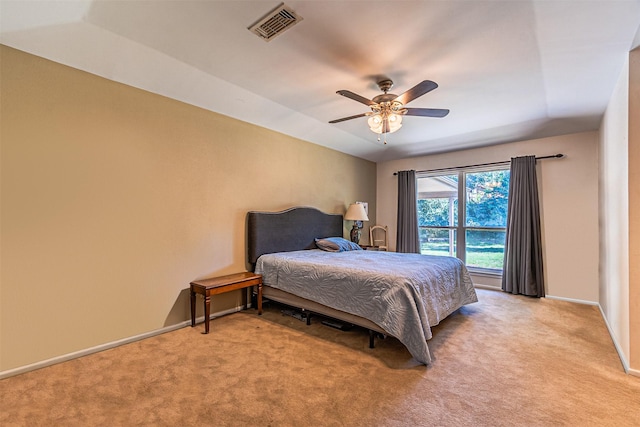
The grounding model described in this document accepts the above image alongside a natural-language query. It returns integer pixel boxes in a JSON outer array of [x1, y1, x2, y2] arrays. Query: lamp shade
[[344, 203, 369, 221]]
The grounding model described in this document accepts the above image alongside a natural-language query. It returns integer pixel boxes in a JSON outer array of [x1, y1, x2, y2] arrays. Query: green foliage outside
[[420, 230, 506, 270], [418, 170, 510, 270], [465, 170, 510, 227]]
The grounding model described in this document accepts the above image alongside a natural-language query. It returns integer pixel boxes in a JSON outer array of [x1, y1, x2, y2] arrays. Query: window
[[417, 167, 510, 273]]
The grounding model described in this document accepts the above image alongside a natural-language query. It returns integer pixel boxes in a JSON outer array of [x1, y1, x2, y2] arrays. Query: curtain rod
[[393, 153, 564, 176]]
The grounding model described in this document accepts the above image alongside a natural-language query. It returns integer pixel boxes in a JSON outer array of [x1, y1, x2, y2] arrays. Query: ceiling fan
[[329, 79, 449, 143]]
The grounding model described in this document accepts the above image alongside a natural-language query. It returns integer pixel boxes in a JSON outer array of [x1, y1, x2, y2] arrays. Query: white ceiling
[[2, 0, 640, 162]]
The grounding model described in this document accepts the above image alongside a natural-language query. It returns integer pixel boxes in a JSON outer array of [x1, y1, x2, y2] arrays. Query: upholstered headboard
[[247, 207, 343, 269]]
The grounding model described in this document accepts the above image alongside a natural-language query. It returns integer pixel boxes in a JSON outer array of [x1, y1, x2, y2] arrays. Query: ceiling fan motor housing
[[372, 93, 399, 104], [377, 79, 394, 93]]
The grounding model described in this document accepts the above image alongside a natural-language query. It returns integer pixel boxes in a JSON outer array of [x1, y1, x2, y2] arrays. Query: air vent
[[248, 3, 303, 42]]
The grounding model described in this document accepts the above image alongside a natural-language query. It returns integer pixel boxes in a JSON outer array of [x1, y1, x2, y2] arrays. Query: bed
[[247, 206, 477, 364]]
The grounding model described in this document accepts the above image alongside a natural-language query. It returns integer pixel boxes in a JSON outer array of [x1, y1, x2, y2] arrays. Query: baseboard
[[476, 289, 600, 307], [596, 304, 631, 374], [545, 294, 598, 306], [0, 305, 245, 380], [473, 284, 501, 291]]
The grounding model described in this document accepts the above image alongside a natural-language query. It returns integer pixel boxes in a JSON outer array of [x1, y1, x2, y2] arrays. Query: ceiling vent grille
[[248, 3, 303, 42]]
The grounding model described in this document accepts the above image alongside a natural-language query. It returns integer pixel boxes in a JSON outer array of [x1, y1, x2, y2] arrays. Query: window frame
[[417, 164, 509, 276]]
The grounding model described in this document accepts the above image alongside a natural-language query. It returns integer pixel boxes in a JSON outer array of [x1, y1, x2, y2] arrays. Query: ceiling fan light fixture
[[367, 112, 402, 134], [387, 114, 403, 133], [368, 114, 381, 125], [330, 79, 447, 140]]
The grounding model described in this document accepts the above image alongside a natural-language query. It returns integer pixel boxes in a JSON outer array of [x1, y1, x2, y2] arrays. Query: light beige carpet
[[1, 289, 639, 426]]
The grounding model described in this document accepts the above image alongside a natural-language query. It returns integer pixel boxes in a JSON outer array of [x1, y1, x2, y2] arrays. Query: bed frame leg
[[305, 311, 311, 326], [369, 329, 375, 348]]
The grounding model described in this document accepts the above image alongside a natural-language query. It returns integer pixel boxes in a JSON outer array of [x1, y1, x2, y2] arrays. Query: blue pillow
[[315, 237, 363, 252]]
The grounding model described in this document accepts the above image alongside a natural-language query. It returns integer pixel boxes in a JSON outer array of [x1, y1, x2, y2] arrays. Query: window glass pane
[[465, 229, 506, 270], [465, 170, 510, 227], [417, 174, 458, 227], [417, 169, 510, 272], [419, 228, 457, 257]]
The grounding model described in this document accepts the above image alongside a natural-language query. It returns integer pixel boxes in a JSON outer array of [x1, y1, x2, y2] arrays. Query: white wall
[[377, 132, 600, 302], [599, 55, 630, 364], [630, 47, 640, 373]]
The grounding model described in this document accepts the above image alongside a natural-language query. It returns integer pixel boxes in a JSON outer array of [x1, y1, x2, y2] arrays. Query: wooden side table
[[190, 272, 262, 334]]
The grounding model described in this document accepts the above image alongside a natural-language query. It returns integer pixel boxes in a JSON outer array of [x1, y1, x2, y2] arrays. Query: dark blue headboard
[[247, 207, 343, 268]]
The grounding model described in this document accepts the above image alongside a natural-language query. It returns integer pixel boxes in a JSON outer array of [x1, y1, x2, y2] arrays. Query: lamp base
[[350, 224, 361, 244]]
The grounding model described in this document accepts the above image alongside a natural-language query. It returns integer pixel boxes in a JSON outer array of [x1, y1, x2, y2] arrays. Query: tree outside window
[[417, 168, 510, 272]]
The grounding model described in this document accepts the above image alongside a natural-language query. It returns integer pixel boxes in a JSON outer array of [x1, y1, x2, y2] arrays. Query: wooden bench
[[190, 272, 262, 334]]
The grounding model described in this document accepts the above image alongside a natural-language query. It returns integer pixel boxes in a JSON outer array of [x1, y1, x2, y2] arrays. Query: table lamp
[[344, 203, 369, 244]]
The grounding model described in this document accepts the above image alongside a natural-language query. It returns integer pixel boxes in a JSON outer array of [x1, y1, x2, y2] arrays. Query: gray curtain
[[396, 170, 421, 253], [502, 156, 545, 297]]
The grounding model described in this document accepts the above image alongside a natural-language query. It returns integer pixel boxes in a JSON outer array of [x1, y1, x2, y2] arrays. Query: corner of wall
[[627, 46, 640, 371]]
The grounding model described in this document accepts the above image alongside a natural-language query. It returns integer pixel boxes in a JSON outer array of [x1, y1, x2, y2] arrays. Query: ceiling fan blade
[[404, 107, 450, 118], [328, 113, 368, 124], [336, 90, 377, 106], [394, 80, 438, 105]]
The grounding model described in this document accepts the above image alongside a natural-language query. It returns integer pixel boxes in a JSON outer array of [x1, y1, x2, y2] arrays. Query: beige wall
[[0, 46, 377, 371], [599, 54, 630, 367], [377, 132, 600, 302], [599, 47, 640, 374], [629, 48, 640, 371]]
